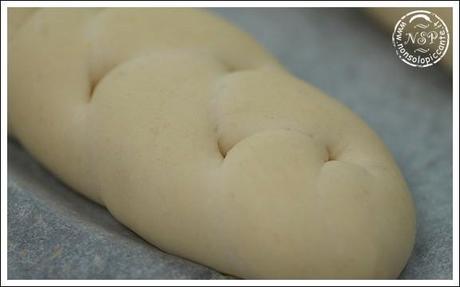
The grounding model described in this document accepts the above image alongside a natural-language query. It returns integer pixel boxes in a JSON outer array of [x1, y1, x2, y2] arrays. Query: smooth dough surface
[[8, 8, 415, 279]]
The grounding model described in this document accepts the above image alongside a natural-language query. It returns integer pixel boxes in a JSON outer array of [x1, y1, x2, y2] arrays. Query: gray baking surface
[[7, 8, 452, 279]]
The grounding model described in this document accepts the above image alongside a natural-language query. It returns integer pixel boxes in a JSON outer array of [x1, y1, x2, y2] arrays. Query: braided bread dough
[[8, 8, 415, 278]]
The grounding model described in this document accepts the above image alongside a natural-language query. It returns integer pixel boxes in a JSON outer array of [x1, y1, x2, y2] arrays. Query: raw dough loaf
[[8, 8, 415, 279]]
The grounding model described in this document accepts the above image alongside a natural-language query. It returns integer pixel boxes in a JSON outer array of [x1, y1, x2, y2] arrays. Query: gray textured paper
[[7, 8, 452, 279]]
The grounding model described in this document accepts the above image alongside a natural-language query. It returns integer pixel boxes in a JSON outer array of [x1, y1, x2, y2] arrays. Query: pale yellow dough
[[8, 8, 415, 279]]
